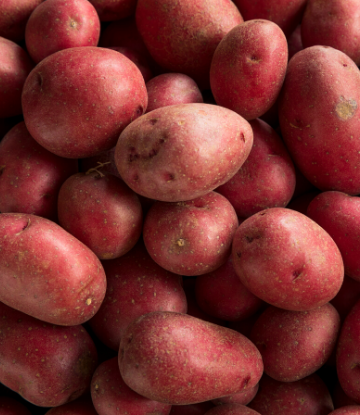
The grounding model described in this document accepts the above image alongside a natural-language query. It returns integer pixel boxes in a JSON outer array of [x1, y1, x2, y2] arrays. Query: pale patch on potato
[[335, 97, 357, 120]]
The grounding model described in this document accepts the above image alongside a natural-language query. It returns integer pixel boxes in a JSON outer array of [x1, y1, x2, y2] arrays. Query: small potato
[[250, 303, 341, 382], [115, 103, 253, 202], [232, 208, 344, 311], [91, 357, 171, 415], [0, 302, 98, 407], [143, 192, 239, 276], [327, 407, 360, 415], [248, 374, 334, 415], [210, 20, 288, 120]]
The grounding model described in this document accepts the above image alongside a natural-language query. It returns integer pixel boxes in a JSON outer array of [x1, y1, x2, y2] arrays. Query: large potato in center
[[115, 103, 253, 202]]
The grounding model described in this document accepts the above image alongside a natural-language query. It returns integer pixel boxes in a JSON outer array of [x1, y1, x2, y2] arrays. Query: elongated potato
[[115, 103, 253, 202], [0, 213, 106, 326]]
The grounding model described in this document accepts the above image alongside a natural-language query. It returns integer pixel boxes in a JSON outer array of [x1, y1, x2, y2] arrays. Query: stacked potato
[[1, 0, 360, 414]]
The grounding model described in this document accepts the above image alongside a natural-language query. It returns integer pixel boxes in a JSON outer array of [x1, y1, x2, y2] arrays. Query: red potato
[[279, 45, 360, 195], [232, 0, 307, 37], [0, 396, 32, 415], [91, 357, 171, 415], [114, 103, 253, 202], [216, 118, 296, 219], [333, 381, 358, 409], [88, 241, 187, 351], [143, 192, 239, 276], [135, 0, 243, 89], [0, 213, 107, 326], [45, 396, 98, 414], [250, 303, 341, 382], [0, 37, 34, 118], [0, 302, 98, 407], [0, 0, 43, 42], [22, 46, 148, 159], [119, 311, 264, 405], [57, 170, 143, 260], [146, 73, 203, 113], [232, 208, 344, 311], [88, 0, 137, 21], [337, 299, 360, 404], [248, 374, 334, 415], [302, 0, 360, 66], [307, 191, 360, 282], [0, 122, 78, 221], [204, 404, 260, 415], [170, 402, 215, 415], [25, 0, 101, 64], [210, 20, 288, 121], [195, 255, 264, 322], [211, 384, 259, 406]]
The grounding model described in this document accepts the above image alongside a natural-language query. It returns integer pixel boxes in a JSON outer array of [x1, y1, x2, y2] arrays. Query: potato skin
[[22, 47, 148, 159], [250, 303, 341, 382], [210, 20, 288, 120], [115, 103, 253, 202], [337, 299, 360, 404], [0, 213, 106, 326], [0, 397, 32, 415], [135, 0, 243, 89], [119, 311, 264, 405], [232, 208, 344, 311], [0, 302, 98, 407], [302, 0, 360, 66], [204, 403, 261, 415], [278, 45, 360, 195], [91, 357, 171, 415], [307, 191, 360, 282]]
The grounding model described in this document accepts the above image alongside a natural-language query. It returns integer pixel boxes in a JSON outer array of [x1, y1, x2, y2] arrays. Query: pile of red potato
[[1, 0, 360, 414]]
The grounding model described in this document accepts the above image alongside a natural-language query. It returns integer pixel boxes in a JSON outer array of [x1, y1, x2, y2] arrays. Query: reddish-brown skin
[[211, 384, 259, 406], [0, 396, 32, 415], [0, 122, 78, 221], [195, 255, 264, 321], [216, 118, 296, 219], [22, 46, 148, 159], [328, 407, 360, 415], [204, 404, 261, 415], [331, 276, 360, 321], [302, 0, 360, 65], [0, 213, 107, 326], [232, 0, 307, 37], [88, 0, 137, 21], [232, 207, 344, 311], [0, 302, 98, 407], [109, 46, 153, 82], [307, 191, 360, 282], [250, 303, 341, 382], [0, 37, 34, 118], [88, 241, 187, 350], [278, 46, 360, 195], [45, 395, 98, 414], [57, 171, 143, 260], [146, 73, 203, 113], [25, 0, 100, 64], [210, 20, 288, 121], [135, 0, 243, 90], [115, 103, 254, 202], [143, 192, 239, 276], [337, 299, 360, 403], [119, 311, 264, 405], [248, 374, 334, 415], [0, 0, 44, 42], [91, 357, 171, 415]]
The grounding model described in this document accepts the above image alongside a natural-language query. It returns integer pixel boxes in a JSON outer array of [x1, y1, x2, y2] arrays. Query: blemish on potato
[[335, 97, 357, 120]]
